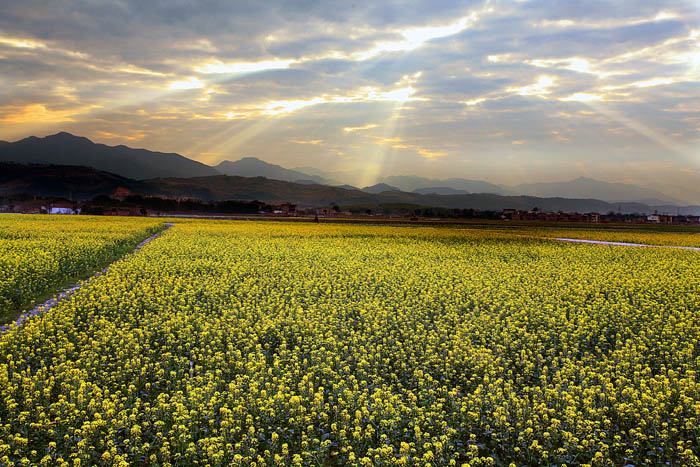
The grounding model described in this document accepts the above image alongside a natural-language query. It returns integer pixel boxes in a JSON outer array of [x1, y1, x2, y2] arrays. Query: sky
[[0, 0, 698, 199]]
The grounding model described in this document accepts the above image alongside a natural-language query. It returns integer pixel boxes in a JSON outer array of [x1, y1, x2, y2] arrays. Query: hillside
[[0, 162, 141, 200], [1, 133, 688, 205], [141, 175, 374, 204], [2, 162, 699, 215], [215, 157, 325, 184], [512, 177, 684, 204], [0, 132, 220, 180], [362, 183, 403, 194], [413, 187, 469, 195], [127, 173, 700, 215], [382, 175, 510, 195]]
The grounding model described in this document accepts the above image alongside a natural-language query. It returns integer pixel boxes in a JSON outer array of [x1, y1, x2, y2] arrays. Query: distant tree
[[91, 195, 114, 206]]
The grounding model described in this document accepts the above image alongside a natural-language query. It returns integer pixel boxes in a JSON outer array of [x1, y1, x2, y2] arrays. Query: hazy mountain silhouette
[[0, 162, 141, 199], [0, 132, 220, 180], [413, 187, 470, 195], [3, 162, 699, 215], [0, 133, 689, 205], [141, 176, 700, 214], [216, 157, 326, 184], [292, 166, 350, 186], [512, 177, 684, 205], [361, 183, 403, 194], [382, 175, 510, 195]]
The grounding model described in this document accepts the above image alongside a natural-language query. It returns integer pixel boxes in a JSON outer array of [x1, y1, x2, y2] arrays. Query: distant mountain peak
[[215, 157, 326, 184], [362, 183, 402, 194], [45, 132, 93, 144], [512, 177, 685, 205], [381, 175, 509, 195], [1, 132, 220, 180], [52, 131, 76, 137]]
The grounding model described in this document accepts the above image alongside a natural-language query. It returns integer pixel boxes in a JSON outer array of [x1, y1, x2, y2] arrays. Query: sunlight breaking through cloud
[[507, 76, 556, 97], [195, 59, 297, 74], [344, 124, 378, 133], [0, 104, 100, 124], [169, 77, 206, 90], [560, 93, 604, 102], [0, 0, 698, 198], [529, 57, 618, 78], [221, 85, 425, 119], [352, 12, 480, 60], [0, 36, 45, 49]]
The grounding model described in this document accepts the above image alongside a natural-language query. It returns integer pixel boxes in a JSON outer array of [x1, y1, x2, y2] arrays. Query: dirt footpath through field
[[0, 223, 174, 338]]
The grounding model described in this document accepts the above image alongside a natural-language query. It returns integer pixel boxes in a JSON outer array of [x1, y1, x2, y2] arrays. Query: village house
[[49, 200, 79, 215], [111, 186, 135, 201], [104, 206, 144, 216], [647, 214, 673, 224], [280, 203, 297, 215]]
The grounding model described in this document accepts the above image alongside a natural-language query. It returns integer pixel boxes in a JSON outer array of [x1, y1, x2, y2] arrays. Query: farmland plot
[[0, 215, 164, 323], [0, 221, 699, 466]]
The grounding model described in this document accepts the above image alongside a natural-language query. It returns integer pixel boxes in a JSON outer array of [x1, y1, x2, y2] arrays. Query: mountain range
[[0, 132, 691, 206], [511, 177, 686, 205], [2, 162, 699, 216], [215, 157, 328, 185], [0, 132, 218, 180], [380, 175, 509, 196]]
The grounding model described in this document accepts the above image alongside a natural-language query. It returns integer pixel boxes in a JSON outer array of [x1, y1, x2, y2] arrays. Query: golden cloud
[[0, 103, 100, 124]]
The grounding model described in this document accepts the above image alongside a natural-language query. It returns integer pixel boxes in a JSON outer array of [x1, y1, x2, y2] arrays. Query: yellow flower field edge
[[0, 215, 165, 324], [530, 228, 700, 248], [0, 221, 699, 466]]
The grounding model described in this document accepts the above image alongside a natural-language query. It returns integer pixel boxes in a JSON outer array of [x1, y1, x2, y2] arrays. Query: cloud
[[0, 0, 698, 199], [507, 76, 557, 97], [169, 77, 206, 90], [195, 59, 297, 74], [0, 35, 46, 49], [0, 103, 100, 124], [344, 124, 379, 133], [560, 93, 604, 102]]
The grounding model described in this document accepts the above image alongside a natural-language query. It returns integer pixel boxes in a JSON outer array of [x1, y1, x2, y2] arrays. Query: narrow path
[[552, 237, 700, 251], [0, 223, 174, 338]]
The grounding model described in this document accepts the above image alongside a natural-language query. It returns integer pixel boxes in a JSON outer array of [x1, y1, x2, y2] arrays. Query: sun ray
[[357, 102, 405, 188], [571, 100, 696, 163]]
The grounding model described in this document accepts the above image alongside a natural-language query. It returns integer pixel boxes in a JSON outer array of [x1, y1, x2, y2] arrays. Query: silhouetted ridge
[[0, 132, 220, 180]]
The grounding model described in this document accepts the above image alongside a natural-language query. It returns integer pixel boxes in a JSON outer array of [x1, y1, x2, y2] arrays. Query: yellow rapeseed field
[[0, 220, 699, 466], [0, 215, 163, 320], [531, 228, 700, 248]]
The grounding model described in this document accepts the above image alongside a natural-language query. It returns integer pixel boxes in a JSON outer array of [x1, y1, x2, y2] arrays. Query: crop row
[[0, 215, 164, 321]]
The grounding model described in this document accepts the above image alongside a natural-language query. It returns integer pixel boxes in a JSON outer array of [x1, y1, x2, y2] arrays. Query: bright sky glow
[[507, 76, 556, 96], [0, 36, 45, 48], [169, 77, 205, 90], [344, 124, 378, 133], [195, 59, 297, 74], [559, 93, 604, 102]]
